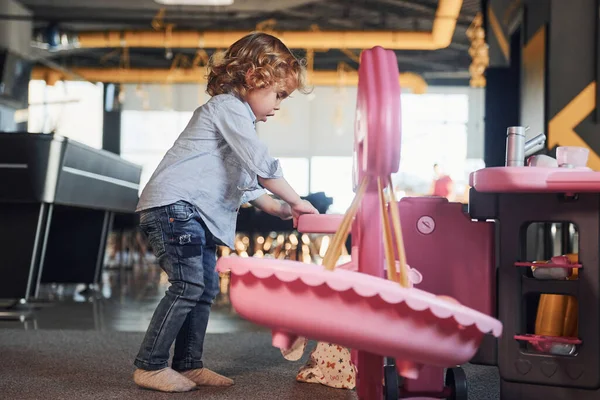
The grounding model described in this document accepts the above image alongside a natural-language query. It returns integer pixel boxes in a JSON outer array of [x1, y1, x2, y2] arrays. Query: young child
[[132, 32, 319, 393]]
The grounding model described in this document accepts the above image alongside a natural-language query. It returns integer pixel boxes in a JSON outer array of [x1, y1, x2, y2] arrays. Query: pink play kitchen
[[399, 120, 598, 399], [217, 46, 598, 400]]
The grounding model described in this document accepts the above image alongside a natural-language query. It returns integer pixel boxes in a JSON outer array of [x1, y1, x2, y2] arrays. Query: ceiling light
[[154, 0, 234, 5]]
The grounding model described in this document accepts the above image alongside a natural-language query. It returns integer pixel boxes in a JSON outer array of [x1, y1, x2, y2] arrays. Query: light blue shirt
[[136, 93, 283, 248]]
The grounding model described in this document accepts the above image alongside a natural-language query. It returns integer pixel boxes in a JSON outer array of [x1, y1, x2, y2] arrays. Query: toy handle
[[321, 174, 410, 288], [322, 176, 369, 270], [386, 176, 410, 287], [378, 177, 398, 283], [378, 176, 409, 287]]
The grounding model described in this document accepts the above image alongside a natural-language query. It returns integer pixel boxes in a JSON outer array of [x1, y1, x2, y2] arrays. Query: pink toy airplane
[[217, 46, 503, 400]]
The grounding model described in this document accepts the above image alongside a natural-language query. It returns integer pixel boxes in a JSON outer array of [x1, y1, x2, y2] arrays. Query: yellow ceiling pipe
[[307, 70, 427, 93], [31, 66, 428, 94], [74, 0, 463, 50]]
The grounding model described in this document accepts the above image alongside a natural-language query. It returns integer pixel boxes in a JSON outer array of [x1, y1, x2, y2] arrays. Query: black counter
[[0, 132, 142, 300]]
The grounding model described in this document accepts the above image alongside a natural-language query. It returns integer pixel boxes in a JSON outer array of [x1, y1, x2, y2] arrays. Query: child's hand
[[277, 202, 293, 220], [291, 200, 319, 227]]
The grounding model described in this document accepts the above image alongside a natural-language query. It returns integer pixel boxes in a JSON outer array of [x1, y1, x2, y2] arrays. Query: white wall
[[119, 83, 484, 160], [257, 86, 356, 157], [27, 80, 104, 149]]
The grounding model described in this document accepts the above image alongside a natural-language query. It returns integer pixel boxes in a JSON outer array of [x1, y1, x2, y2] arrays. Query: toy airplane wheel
[[445, 367, 468, 400]]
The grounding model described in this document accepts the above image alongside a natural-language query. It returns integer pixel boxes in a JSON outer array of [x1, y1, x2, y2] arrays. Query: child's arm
[[257, 177, 318, 224], [257, 176, 302, 208], [250, 193, 292, 220], [214, 99, 318, 219]]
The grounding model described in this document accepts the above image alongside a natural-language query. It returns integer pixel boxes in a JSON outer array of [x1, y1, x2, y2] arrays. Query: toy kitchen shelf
[[468, 147, 600, 399], [516, 260, 581, 296]]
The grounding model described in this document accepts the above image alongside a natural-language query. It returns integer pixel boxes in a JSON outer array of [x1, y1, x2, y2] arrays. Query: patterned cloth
[[296, 342, 357, 389], [290, 262, 423, 390]]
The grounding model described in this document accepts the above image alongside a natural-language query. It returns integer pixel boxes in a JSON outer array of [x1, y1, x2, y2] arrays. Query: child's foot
[[180, 368, 234, 387], [133, 367, 196, 392]]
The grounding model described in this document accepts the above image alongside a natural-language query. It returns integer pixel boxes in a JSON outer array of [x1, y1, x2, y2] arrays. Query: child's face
[[245, 85, 291, 123]]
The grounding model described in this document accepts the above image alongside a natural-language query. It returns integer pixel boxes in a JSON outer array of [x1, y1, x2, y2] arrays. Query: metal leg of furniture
[[0, 203, 53, 320]]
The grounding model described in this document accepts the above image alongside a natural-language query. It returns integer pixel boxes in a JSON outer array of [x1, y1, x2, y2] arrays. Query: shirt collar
[[242, 101, 257, 125]]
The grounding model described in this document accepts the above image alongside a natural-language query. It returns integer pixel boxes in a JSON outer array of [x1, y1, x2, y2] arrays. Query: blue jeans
[[134, 200, 220, 371]]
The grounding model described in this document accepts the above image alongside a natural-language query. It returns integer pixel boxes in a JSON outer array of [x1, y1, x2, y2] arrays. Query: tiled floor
[[0, 258, 263, 334]]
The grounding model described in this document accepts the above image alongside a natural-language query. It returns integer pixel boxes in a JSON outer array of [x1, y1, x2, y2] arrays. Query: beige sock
[[180, 368, 234, 387], [133, 367, 196, 392]]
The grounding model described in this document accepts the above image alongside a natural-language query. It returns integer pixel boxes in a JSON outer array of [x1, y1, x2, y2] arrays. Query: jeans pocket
[[140, 219, 166, 259], [168, 201, 196, 222], [167, 207, 205, 259]]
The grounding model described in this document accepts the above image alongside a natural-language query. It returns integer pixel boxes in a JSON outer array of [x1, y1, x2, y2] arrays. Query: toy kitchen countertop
[[470, 166, 600, 193], [471, 127, 600, 193]]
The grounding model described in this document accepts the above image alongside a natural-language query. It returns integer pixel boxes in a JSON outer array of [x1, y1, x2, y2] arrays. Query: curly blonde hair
[[206, 32, 309, 98]]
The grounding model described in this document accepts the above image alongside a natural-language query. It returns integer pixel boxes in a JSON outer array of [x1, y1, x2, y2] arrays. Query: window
[[394, 92, 471, 197], [120, 110, 192, 193], [310, 156, 354, 214], [28, 80, 104, 149], [276, 157, 310, 196], [121, 112, 312, 197], [120, 110, 192, 153]]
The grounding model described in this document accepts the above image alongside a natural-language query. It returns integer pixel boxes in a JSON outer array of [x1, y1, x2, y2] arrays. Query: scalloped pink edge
[[217, 257, 503, 337]]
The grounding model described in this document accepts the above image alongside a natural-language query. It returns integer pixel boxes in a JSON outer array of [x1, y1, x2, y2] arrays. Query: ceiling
[[12, 0, 481, 86]]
